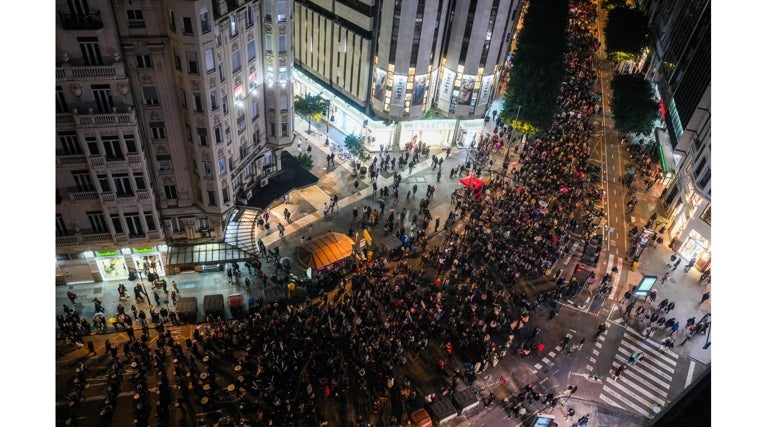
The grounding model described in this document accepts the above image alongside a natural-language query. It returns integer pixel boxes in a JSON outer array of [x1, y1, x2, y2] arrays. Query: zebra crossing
[[596, 328, 678, 416]]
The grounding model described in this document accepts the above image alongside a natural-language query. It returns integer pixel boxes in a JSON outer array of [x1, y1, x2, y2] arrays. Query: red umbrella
[[560, 187, 569, 193], [460, 176, 484, 190]]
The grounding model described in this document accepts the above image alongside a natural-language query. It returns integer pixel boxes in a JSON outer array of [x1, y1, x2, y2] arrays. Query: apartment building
[[293, 0, 524, 150], [55, 0, 294, 282], [646, 0, 711, 270]]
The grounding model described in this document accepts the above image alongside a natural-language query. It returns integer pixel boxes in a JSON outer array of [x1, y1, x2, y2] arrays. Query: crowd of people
[[59, 1, 662, 425]]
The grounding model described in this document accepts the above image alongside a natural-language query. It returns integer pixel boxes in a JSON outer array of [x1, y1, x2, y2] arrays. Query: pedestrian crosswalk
[[529, 333, 576, 374], [596, 329, 678, 416]]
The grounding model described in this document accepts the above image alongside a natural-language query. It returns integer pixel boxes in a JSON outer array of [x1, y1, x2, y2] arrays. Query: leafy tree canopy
[[294, 152, 314, 170], [294, 94, 328, 132], [610, 73, 659, 135], [344, 134, 369, 162], [604, 7, 649, 59], [499, 0, 568, 132]]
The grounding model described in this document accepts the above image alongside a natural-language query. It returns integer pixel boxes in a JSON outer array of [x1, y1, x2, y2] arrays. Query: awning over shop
[[167, 243, 254, 266], [296, 232, 355, 271]]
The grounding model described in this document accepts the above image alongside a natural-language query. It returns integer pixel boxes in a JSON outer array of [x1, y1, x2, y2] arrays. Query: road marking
[[685, 361, 695, 388], [612, 356, 671, 392], [607, 375, 667, 406], [601, 385, 649, 416]]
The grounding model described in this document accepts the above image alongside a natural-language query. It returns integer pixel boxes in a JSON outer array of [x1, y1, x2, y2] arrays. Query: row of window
[[70, 170, 147, 196], [58, 132, 138, 159], [56, 211, 157, 238]]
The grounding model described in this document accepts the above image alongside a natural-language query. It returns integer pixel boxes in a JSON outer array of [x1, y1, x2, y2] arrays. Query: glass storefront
[[94, 251, 129, 281], [678, 229, 710, 262], [132, 249, 166, 278]]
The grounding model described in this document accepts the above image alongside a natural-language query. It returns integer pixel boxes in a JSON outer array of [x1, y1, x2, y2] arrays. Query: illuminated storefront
[[92, 250, 129, 281], [131, 247, 166, 278]]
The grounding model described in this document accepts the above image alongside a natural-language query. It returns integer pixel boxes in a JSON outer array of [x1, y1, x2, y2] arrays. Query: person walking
[[612, 364, 626, 381], [642, 325, 653, 338], [666, 301, 675, 313], [670, 321, 680, 335], [700, 292, 710, 305], [670, 257, 682, 271], [660, 273, 670, 284], [657, 299, 669, 312], [624, 301, 635, 317]]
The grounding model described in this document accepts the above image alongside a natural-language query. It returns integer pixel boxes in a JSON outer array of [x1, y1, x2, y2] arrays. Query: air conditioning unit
[[261, 178, 269, 188], [246, 189, 253, 199]]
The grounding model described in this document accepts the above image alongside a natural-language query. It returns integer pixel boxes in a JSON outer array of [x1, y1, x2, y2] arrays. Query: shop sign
[[134, 247, 155, 254], [96, 250, 119, 257]]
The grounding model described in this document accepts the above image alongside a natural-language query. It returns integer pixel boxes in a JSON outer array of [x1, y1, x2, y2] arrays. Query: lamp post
[[324, 99, 332, 146]]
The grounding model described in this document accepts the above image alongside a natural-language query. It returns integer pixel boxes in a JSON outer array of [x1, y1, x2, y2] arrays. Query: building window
[[173, 48, 182, 71], [122, 134, 137, 153], [56, 214, 68, 236], [277, 1, 287, 22], [111, 214, 124, 234], [230, 14, 238, 37], [237, 113, 246, 134], [125, 213, 144, 237], [78, 37, 103, 66], [185, 124, 193, 142], [144, 213, 157, 231], [225, 127, 232, 144], [91, 84, 113, 113], [85, 136, 99, 155], [278, 35, 287, 53], [232, 50, 241, 74], [697, 167, 711, 189], [219, 62, 225, 82], [142, 86, 159, 106], [126, 8, 145, 28], [73, 171, 94, 192], [168, 8, 176, 32], [187, 51, 199, 75], [164, 184, 178, 199], [223, 188, 230, 204], [56, 86, 69, 113], [265, 35, 272, 52], [102, 136, 123, 160], [113, 174, 133, 196], [58, 132, 82, 155], [279, 95, 287, 112], [197, 127, 208, 146], [135, 54, 152, 69], [150, 123, 166, 140], [214, 126, 223, 145], [197, 216, 210, 230], [207, 190, 217, 206], [246, 4, 254, 28], [218, 157, 226, 175], [192, 92, 203, 112], [134, 173, 146, 190], [97, 174, 110, 192], [209, 88, 219, 111], [200, 8, 210, 34], [170, 217, 184, 233], [250, 99, 259, 120], [182, 16, 193, 35], [247, 40, 256, 62], [202, 161, 213, 177], [204, 49, 215, 73], [87, 211, 108, 233], [222, 95, 229, 115], [281, 123, 289, 137], [157, 154, 172, 172]]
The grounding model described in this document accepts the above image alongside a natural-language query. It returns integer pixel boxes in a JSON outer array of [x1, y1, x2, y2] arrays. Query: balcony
[[56, 62, 126, 81], [57, 109, 137, 129], [58, 11, 103, 30], [127, 154, 142, 165], [136, 190, 151, 200], [66, 188, 100, 202], [56, 154, 87, 168], [57, 232, 113, 247]]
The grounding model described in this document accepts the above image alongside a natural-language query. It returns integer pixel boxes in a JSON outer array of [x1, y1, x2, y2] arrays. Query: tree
[[610, 73, 659, 135], [604, 7, 649, 62], [294, 152, 314, 170], [293, 94, 328, 134], [344, 133, 368, 164], [499, 0, 568, 132]]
